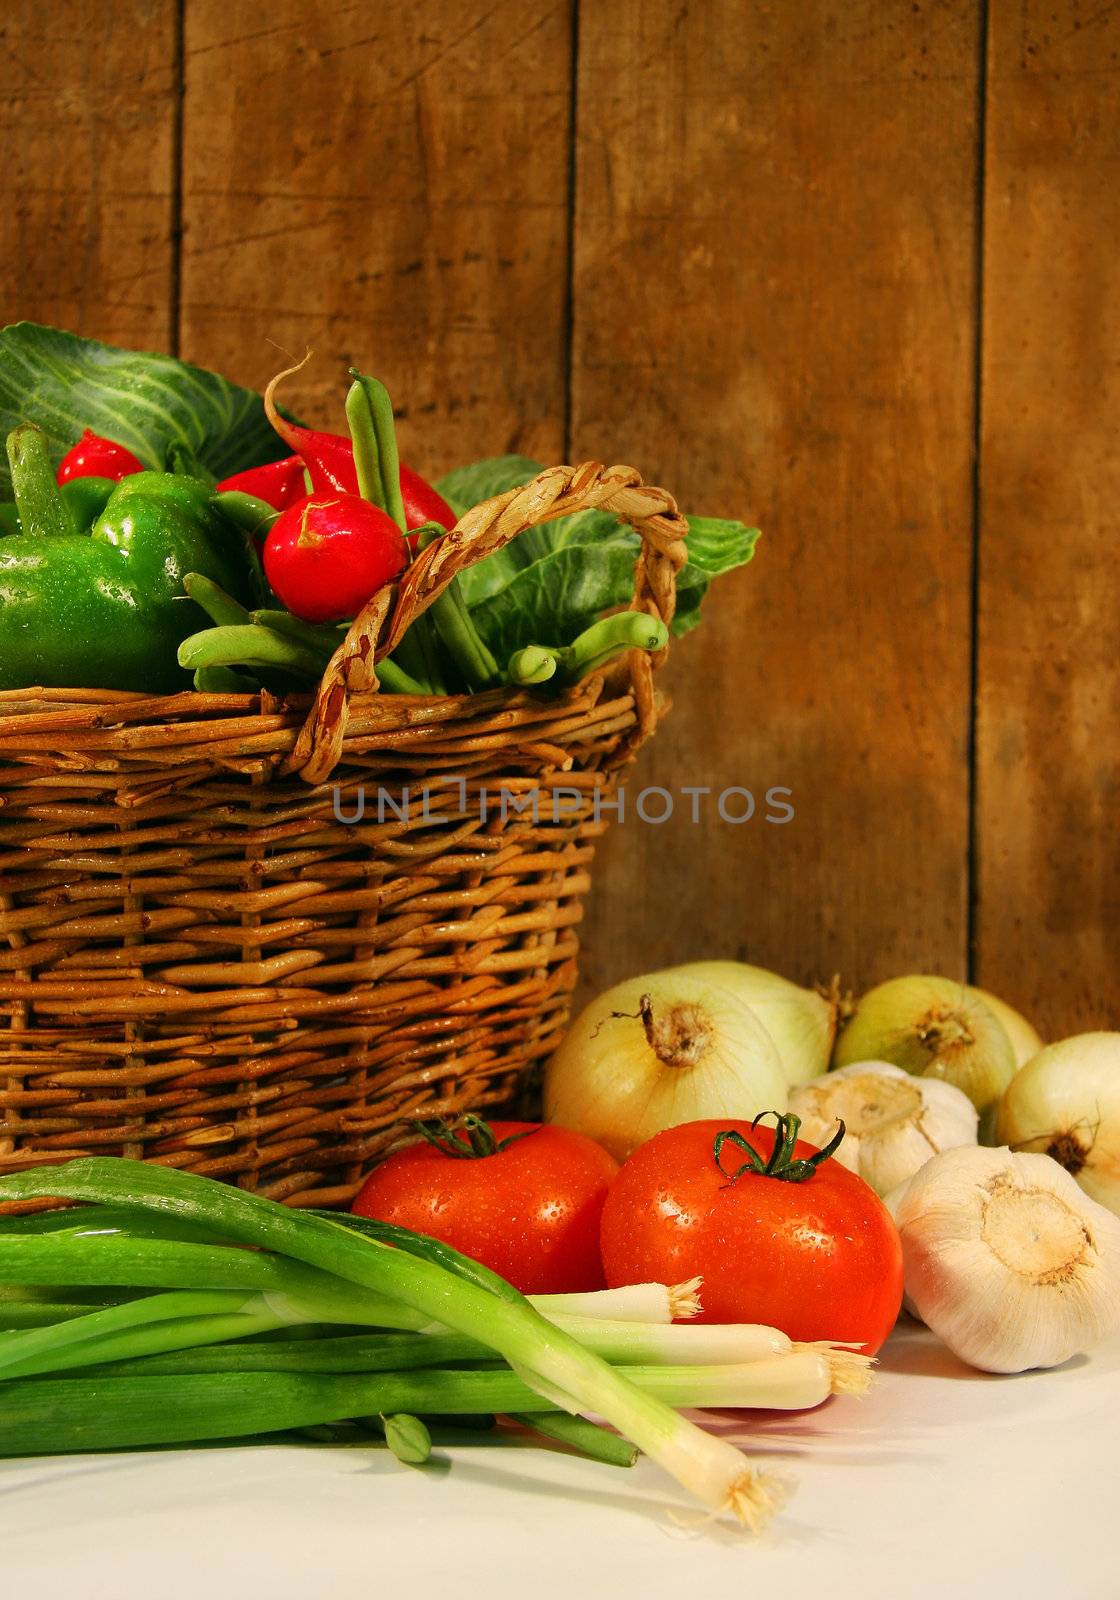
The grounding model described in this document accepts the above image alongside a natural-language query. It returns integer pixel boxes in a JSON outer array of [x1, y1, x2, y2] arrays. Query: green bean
[[193, 665, 261, 693], [390, 627, 445, 694], [375, 657, 427, 695], [251, 608, 346, 656], [557, 613, 669, 684], [415, 523, 500, 690], [507, 646, 559, 686], [183, 572, 252, 628], [345, 374, 408, 532], [177, 623, 326, 680], [211, 490, 282, 539]]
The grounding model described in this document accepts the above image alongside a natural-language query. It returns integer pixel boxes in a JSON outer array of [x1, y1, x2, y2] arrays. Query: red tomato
[[56, 428, 145, 483], [351, 1120, 619, 1295], [600, 1117, 904, 1354]]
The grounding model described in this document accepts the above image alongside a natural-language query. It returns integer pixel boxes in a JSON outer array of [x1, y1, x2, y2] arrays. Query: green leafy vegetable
[[0, 323, 288, 495], [437, 456, 759, 655]]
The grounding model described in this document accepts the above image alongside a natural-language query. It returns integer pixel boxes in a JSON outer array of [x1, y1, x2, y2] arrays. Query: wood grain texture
[[0, 0, 177, 346], [572, 1, 982, 999], [178, 0, 574, 470], [975, 1, 1120, 1036]]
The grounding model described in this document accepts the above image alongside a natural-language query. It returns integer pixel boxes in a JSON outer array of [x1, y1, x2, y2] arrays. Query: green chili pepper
[[0, 425, 252, 693]]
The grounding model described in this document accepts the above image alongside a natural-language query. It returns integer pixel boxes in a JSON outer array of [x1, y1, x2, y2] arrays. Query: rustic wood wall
[[1, 0, 1115, 1038]]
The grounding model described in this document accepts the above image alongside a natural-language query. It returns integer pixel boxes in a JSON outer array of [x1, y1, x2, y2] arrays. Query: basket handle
[[286, 461, 689, 783]]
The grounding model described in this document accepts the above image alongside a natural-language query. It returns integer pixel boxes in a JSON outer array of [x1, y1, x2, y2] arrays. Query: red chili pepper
[[263, 492, 409, 623], [264, 367, 456, 532], [400, 461, 457, 532], [215, 454, 308, 512], [56, 429, 145, 485]]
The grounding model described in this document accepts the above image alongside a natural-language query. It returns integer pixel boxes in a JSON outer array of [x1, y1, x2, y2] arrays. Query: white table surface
[[3, 1321, 1116, 1600]]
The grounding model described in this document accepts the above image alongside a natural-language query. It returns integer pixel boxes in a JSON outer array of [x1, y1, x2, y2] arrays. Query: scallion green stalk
[[510, 1413, 638, 1468], [0, 1160, 784, 1527], [0, 1353, 846, 1462]]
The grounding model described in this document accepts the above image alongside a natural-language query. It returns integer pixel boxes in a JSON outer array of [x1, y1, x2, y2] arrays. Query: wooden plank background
[[0, 0, 1115, 1039]]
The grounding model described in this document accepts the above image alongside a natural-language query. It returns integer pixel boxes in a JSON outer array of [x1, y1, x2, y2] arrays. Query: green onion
[[0, 1354, 841, 1461], [0, 1160, 784, 1527], [510, 1413, 638, 1469], [0, 1301, 113, 1331], [73, 1318, 796, 1380]]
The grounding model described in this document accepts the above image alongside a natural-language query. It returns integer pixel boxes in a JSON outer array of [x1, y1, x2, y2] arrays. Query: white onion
[[673, 960, 838, 1087], [966, 985, 1043, 1068], [544, 968, 787, 1161], [834, 974, 1017, 1116], [995, 1032, 1120, 1216]]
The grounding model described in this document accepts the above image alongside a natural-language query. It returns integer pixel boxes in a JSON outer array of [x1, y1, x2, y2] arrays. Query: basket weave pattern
[[0, 464, 686, 1206]]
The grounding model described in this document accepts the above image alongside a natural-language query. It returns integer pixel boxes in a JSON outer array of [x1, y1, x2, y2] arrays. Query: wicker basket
[[0, 462, 686, 1206]]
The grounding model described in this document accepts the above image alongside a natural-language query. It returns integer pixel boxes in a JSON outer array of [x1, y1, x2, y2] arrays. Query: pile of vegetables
[[544, 959, 1120, 1378], [0, 324, 759, 697], [2, 322, 1118, 1535], [1, 972, 1115, 1531], [0, 1154, 875, 1532]]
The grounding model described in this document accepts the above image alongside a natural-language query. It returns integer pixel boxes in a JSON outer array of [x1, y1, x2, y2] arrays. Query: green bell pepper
[[0, 474, 116, 538], [0, 425, 251, 693]]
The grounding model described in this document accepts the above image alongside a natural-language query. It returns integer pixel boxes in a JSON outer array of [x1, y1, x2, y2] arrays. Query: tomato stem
[[411, 1115, 538, 1161], [713, 1113, 846, 1185]]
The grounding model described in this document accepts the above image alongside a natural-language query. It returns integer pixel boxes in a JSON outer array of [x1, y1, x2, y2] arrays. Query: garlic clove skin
[[995, 1032, 1120, 1216], [966, 985, 1043, 1069], [672, 960, 838, 1088], [888, 1145, 1120, 1373], [790, 1060, 978, 1197]]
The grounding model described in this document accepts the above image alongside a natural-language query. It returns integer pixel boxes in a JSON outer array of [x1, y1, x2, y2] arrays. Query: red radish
[[263, 492, 408, 623], [57, 428, 145, 484]]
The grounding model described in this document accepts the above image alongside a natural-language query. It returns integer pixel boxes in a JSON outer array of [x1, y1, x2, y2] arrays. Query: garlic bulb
[[967, 985, 1043, 1069], [995, 1033, 1120, 1216], [673, 961, 838, 1087], [544, 969, 787, 1162], [789, 1061, 977, 1196], [887, 1145, 1120, 1372], [834, 975, 1017, 1116]]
